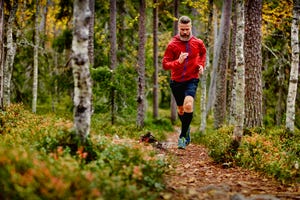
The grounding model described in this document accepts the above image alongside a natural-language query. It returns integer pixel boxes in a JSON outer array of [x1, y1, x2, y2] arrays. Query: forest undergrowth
[[0, 104, 299, 199]]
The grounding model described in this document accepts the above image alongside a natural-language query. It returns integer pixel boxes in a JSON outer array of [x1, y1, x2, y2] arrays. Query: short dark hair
[[178, 16, 191, 24]]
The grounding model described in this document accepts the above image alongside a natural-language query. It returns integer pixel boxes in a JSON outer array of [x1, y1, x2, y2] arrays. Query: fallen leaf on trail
[[184, 163, 191, 169], [187, 177, 196, 183]]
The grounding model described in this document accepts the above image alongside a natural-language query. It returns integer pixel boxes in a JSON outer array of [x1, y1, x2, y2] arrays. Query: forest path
[[158, 128, 300, 200]]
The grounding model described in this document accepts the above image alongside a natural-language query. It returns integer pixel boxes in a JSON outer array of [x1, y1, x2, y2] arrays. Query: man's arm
[[162, 45, 183, 70], [198, 41, 207, 68]]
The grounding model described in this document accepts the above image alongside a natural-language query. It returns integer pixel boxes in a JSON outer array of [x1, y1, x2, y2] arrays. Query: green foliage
[[196, 125, 300, 183], [195, 126, 235, 164], [0, 104, 168, 199], [91, 64, 137, 118], [52, 29, 73, 53]]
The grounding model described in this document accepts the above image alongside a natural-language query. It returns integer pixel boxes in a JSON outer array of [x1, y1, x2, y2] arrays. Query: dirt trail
[[159, 131, 300, 200]]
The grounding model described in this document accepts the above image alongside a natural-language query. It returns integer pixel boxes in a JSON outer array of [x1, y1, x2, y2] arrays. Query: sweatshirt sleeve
[[162, 44, 182, 70], [198, 40, 207, 68]]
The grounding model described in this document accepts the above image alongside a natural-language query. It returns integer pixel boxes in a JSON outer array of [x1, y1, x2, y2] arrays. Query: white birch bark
[[200, 50, 210, 132], [286, 1, 300, 132], [233, 0, 245, 143], [3, 1, 18, 107], [72, 0, 92, 141], [32, 0, 39, 113]]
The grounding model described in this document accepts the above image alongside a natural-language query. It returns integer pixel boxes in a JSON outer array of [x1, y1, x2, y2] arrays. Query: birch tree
[[286, 0, 300, 132], [214, 0, 232, 128], [136, 0, 146, 128], [3, 0, 18, 108], [244, 0, 263, 128], [72, 0, 92, 142], [233, 0, 245, 143], [32, 0, 40, 113]]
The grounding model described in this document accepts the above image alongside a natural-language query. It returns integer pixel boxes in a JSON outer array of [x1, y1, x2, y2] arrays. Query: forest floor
[[155, 128, 300, 200]]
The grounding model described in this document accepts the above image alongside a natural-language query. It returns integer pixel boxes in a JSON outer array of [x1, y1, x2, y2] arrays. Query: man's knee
[[184, 96, 194, 112], [177, 106, 184, 115]]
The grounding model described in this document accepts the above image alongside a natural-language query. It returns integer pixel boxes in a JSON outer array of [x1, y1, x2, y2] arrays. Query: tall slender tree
[[244, 0, 263, 128], [228, 0, 237, 124], [136, 0, 146, 128], [32, 0, 40, 113], [171, 0, 179, 124], [200, 0, 213, 133], [207, 9, 219, 116], [214, 0, 232, 128], [286, 0, 300, 132], [0, 0, 4, 109], [153, 0, 159, 119], [3, 0, 18, 108], [72, 0, 92, 142], [109, 0, 117, 124], [233, 0, 245, 143]]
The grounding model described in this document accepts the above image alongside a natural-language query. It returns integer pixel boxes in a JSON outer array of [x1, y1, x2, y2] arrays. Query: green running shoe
[[178, 137, 186, 149]]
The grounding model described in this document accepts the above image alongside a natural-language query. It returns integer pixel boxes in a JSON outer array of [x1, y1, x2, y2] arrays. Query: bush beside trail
[[0, 104, 168, 200]]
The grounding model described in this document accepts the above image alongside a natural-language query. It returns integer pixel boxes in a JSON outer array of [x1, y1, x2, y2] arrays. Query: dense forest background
[[0, 0, 299, 133], [0, 0, 299, 198]]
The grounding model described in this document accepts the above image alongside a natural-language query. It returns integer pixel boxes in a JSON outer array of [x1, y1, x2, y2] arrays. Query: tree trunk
[[244, 0, 263, 128], [207, 9, 219, 115], [32, 0, 40, 113], [0, 0, 4, 109], [171, 0, 179, 124], [88, 0, 95, 67], [117, 0, 125, 63], [109, 0, 117, 124], [233, 0, 245, 143], [153, 0, 159, 119], [3, 0, 18, 108], [286, 0, 300, 132], [200, 0, 213, 133], [214, 0, 232, 128], [72, 0, 92, 142], [228, 0, 237, 125], [136, 0, 146, 128]]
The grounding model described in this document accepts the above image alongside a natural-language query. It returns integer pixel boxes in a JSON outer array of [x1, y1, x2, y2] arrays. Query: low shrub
[[195, 126, 300, 183], [0, 104, 168, 199]]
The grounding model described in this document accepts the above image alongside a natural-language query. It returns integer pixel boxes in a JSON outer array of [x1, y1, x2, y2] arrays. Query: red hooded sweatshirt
[[162, 35, 206, 82]]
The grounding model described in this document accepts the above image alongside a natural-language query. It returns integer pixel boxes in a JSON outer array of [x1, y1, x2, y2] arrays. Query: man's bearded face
[[179, 23, 192, 41]]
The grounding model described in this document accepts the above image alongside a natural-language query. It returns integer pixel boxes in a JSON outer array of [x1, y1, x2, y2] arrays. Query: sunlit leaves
[[262, 0, 293, 37], [182, 0, 209, 23]]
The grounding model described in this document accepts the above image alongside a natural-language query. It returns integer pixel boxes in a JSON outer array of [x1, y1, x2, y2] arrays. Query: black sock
[[178, 113, 184, 123], [179, 112, 193, 138]]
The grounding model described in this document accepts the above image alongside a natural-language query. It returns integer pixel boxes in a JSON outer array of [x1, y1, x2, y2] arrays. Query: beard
[[179, 33, 192, 41]]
